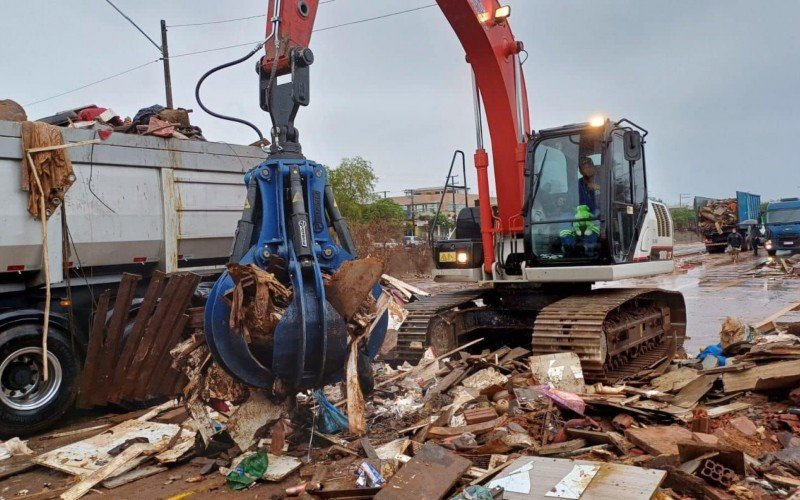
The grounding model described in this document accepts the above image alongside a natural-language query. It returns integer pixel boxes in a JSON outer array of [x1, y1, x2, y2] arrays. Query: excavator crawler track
[[389, 288, 485, 363], [531, 288, 686, 384]]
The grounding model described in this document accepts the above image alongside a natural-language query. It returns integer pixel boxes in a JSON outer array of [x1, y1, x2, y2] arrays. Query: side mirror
[[623, 131, 642, 161]]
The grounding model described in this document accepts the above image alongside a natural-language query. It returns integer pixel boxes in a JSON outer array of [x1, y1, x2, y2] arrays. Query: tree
[[669, 206, 696, 232], [362, 198, 406, 225], [327, 156, 377, 220]]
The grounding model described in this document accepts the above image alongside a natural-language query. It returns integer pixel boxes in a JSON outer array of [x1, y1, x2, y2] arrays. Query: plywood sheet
[[491, 456, 665, 500]]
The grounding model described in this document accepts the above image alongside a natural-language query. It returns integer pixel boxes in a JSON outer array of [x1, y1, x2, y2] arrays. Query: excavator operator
[[578, 156, 599, 215]]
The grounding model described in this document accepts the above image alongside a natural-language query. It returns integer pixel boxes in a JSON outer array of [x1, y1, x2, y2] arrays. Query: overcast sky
[[4, 1, 799, 203]]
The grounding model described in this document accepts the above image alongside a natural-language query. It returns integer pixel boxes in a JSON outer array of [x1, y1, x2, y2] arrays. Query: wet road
[[598, 250, 800, 354]]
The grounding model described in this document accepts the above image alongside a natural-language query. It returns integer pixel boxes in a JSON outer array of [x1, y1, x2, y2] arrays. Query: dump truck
[[694, 191, 761, 253], [0, 119, 261, 435]]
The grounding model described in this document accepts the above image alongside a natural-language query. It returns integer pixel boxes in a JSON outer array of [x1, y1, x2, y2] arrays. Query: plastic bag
[[226, 451, 268, 491], [698, 343, 727, 366], [313, 390, 349, 434]]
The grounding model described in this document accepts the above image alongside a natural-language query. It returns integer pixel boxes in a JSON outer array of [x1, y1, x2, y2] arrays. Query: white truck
[[0, 120, 262, 435]]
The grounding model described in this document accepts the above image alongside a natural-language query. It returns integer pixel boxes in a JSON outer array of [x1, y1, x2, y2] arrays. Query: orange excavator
[[199, 0, 686, 393]]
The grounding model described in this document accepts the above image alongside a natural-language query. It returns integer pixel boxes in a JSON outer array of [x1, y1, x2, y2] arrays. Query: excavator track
[[532, 288, 686, 384], [390, 288, 485, 363]]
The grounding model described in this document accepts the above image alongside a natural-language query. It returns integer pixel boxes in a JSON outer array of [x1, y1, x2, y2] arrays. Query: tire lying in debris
[[0, 324, 80, 437]]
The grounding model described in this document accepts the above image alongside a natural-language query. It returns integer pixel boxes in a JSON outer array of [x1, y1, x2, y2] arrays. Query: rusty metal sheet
[[33, 419, 179, 476], [77, 290, 110, 408], [376, 443, 471, 500]]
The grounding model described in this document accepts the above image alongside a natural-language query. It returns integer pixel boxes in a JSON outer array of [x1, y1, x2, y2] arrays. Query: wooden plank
[[380, 274, 430, 297], [625, 425, 692, 457], [144, 313, 189, 397], [722, 359, 800, 393], [753, 300, 800, 333], [671, 374, 717, 408], [134, 274, 199, 399], [428, 416, 506, 438], [109, 271, 167, 402], [489, 456, 665, 500], [60, 443, 151, 500], [101, 465, 167, 489], [76, 291, 110, 408], [706, 401, 752, 418], [426, 367, 467, 400], [538, 439, 587, 456], [116, 275, 185, 400], [89, 273, 140, 405], [376, 443, 470, 500]]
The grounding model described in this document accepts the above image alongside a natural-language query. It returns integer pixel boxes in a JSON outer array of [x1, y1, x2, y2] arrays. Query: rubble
[[697, 198, 738, 235], [3, 272, 800, 499]]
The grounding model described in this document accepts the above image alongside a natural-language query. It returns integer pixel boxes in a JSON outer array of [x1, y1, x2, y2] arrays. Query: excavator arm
[[203, 0, 530, 392]]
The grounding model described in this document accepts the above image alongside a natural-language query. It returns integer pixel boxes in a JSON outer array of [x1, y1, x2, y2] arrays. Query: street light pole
[[160, 20, 174, 109]]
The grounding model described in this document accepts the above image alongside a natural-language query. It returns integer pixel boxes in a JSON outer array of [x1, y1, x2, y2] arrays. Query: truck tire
[[767, 249, 777, 257], [0, 324, 80, 437]]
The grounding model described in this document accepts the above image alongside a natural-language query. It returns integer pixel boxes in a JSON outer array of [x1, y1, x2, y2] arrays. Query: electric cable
[[168, 0, 337, 28]]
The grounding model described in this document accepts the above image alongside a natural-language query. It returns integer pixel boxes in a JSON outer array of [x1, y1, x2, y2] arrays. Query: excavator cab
[[523, 118, 648, 269]]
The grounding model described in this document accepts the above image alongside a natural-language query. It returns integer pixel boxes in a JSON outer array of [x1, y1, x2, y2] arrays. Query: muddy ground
[[1, 243, 797, 499]]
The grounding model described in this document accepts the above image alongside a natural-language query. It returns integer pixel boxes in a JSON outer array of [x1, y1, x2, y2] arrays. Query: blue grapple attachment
[[204, 159, 388, 393]]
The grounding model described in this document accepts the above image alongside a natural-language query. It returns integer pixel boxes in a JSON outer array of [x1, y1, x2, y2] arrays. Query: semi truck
[[764, 198, 800, 256], [0, 119, 260, 435], [694, 191, 761, 253]]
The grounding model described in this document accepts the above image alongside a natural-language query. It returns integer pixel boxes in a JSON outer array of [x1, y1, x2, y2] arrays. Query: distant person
[[728, 227, 743, 264], [748, 225, 760, 255], [578, 157, 599, 215]]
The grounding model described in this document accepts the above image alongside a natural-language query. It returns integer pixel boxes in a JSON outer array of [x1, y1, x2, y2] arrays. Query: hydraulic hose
[[195, 44, 266, 144]]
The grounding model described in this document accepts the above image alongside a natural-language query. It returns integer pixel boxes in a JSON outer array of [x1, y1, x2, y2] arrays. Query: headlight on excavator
[[457, 252, 469, 264]]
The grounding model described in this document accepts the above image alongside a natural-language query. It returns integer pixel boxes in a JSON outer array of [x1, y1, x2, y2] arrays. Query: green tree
[[669, 206, 696, 231], [362, 198, 406, 225], [327, 156, 377, 220]]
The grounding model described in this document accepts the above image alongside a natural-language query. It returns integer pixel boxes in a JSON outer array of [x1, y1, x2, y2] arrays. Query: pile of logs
[[697, 198, 737, 234]]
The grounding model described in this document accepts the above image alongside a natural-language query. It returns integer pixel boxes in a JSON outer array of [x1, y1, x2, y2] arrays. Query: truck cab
[[764, 198, 800, 255]]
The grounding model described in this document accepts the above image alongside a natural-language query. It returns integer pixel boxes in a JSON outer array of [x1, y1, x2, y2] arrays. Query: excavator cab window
[[526, 129, 605, 263]]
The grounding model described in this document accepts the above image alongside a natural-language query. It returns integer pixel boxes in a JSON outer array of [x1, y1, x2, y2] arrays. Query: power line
[[168, 0, 338, 28], [314, 3, 435, 32], [24, 59, 160, 107], [25, 3, 434, 107], [104, 0, 162, 51], [169, 3, 436, 59]]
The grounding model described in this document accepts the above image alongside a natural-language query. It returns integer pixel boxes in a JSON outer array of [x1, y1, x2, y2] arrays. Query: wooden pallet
[[77, 271, 201, 408]]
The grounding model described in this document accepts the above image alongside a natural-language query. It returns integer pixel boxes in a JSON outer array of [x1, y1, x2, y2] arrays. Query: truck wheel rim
[[0, 347, 62, 411]]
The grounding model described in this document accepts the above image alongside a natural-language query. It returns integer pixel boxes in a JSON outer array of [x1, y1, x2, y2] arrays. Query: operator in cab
[[578, 156, 599, 216]]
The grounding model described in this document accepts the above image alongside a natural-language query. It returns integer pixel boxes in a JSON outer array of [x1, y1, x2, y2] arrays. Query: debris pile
[[697, 198, 737, 235], [3, 99, 208, 140], [7, 286, 800, 499]]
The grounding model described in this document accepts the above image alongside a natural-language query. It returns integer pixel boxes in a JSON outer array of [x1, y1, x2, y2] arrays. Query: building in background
[[388, 186, 496, 239]]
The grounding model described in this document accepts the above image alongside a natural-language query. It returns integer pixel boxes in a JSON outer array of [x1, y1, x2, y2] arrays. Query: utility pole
[[405, 189, 416, 236], [104, 1, 173, 108], [160, 20, 174, 109], [679, 193, 692, 207]]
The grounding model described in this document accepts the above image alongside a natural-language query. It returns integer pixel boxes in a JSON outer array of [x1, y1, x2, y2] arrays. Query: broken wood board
[[32, 419, 179, 476], [375, 443, 470, 500], [706, 401, 752, 418], [722, 359, 800, 393], [625, 425, 692, 457], [263, 454, 301, 481], [753, 300, 800, 333], [529, 352, 585, 393], [650, 367, 700, 393], [428, 416, 507, 438], [671, 374, 717, 408], [325, 257, 383, 321], [101, 465, 167, 489], [381, 274, 430, 298], [487, 456, 665, 499], [226, 392, 291, 452], [537, 439, 587, 456], [61, 442, 152, 500]]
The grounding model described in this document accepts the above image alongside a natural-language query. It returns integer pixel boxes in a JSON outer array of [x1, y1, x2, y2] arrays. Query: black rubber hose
[[195, 45, 265, 143]]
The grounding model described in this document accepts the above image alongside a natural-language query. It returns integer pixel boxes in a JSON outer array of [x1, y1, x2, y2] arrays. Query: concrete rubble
[[2, 272, 800, 499]]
